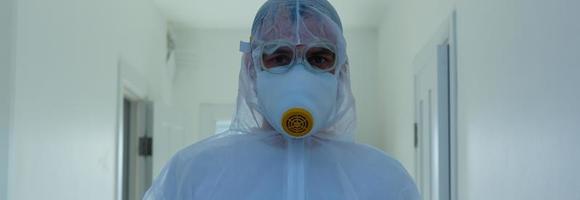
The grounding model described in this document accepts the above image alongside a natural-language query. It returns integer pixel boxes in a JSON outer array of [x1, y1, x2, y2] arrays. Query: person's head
[[233, 0, 356, 141], [247, 0, 347, 76]]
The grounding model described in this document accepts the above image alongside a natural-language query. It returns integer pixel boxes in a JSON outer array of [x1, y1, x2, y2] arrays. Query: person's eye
[[263, 53, 293, 68], [274, 55, 291, 64], [308, 56, 328, 65], [307, 53, 335, 69]]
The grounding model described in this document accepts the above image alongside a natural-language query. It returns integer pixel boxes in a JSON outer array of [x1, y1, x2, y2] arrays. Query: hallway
[[1, 0, 579, 199]]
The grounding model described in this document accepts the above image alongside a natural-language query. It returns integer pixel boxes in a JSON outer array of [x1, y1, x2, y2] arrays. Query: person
[[144, 0, 420, 199]]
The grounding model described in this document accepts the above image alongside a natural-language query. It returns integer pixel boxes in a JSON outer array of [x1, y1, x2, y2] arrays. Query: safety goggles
[[253, 39, 338, 74]]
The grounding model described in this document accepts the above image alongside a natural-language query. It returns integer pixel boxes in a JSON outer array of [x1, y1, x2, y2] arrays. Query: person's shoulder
[[330, 140, 414, 180], [317, 139, 420, 199], [356, 143, 407, 170], [335, 140, 405, 165], [145, 132, 269, 199], [172, 133, 247, 163], [171, 131, 279, 166]]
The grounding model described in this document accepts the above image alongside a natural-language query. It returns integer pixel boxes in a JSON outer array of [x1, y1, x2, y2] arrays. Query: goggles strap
[[239, 41, 251, 53]]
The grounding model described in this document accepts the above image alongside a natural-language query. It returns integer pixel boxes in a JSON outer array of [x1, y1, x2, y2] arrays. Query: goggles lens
[[262, 44, 294, 69], [306, 46, 336, 71]]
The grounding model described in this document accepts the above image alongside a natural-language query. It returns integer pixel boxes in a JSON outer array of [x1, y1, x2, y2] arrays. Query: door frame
[[413, 11, 458, 200], [115, 59, 151, 200]]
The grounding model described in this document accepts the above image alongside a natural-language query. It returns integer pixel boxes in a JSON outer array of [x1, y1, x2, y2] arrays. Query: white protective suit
[[144, 0, 420, 199]]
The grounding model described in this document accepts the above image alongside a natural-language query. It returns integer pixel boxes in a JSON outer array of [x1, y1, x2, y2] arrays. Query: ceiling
[[152, 0, 388, 29]]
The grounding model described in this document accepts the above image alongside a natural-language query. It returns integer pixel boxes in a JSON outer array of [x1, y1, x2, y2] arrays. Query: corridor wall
[[378, 0, 580, 199]]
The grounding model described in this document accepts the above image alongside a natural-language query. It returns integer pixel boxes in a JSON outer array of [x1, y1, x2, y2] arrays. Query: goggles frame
[[252, 39, 339, 74]]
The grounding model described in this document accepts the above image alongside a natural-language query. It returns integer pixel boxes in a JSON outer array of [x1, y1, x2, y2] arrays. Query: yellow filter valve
[[281, 108, 314, 138]]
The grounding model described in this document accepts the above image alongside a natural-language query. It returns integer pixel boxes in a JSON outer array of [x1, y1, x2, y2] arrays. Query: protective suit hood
[[144, 1, 420, 199]]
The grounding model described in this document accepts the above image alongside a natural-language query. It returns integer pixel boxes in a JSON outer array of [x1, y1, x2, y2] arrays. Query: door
[[121, 98, 153, 200], [413, 12, 457, 200]]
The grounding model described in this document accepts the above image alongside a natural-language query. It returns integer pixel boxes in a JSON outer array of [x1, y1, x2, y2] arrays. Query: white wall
[[0, 0, 15, 199], [456, 0, 580, 199], [7, 0, 169, 199], [379, 0, 580, 199], [170, 27, 385, 151]]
